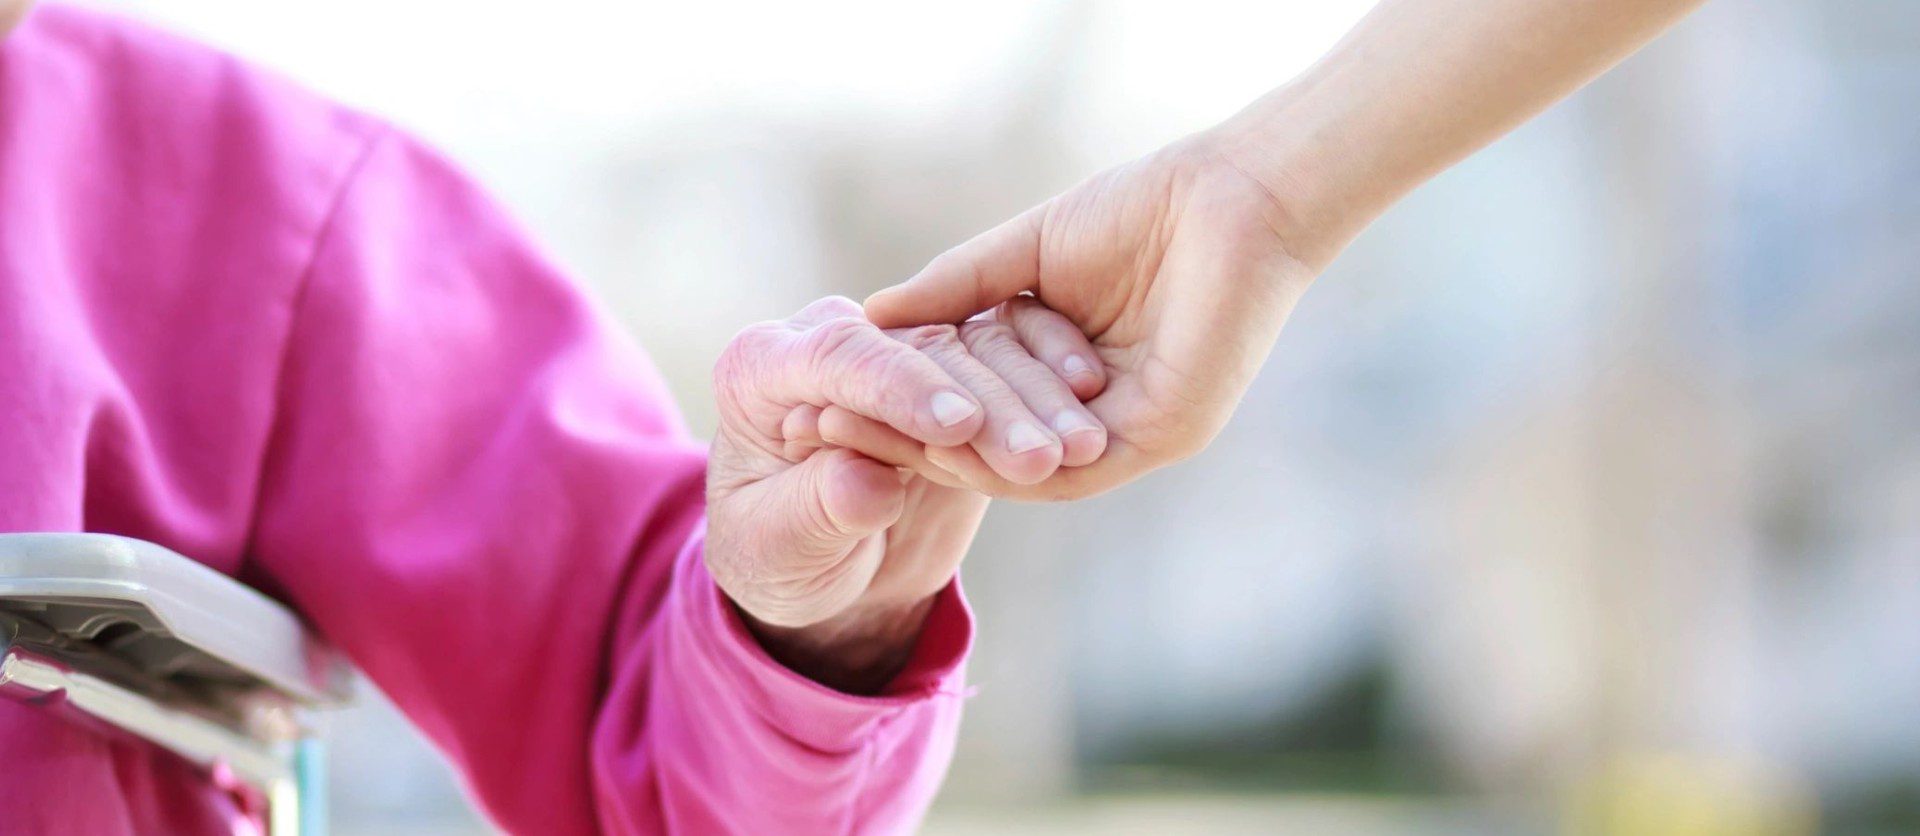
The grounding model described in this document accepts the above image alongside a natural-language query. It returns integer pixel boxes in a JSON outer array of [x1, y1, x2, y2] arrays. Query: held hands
[[865, 134, 1320, 501], [705, 295, 1107, 692], [706, 133, 1323, 690], [705, 136, 1313, 691], [703, 0, 1704, 690]]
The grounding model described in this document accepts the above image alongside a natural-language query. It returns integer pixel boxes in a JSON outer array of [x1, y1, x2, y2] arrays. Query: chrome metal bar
[[1, 645, 300, 833]]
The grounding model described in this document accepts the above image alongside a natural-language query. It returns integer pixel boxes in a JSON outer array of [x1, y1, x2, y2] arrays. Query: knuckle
[[721, 320, 784, 357], [713, 323, 772, 390], [803, 316, 879, 369], [806, 319, 921, 417], [958, 319, 1019, 354], [1015, 304, 1083, 346], [712, 344, 741, 388], [798, 295, 862, 320], [861, 351, 924, 416], [742, 319, 791, 341], [997, 295, 1042, 321], [715, 320, 791, 385], [896, 323, 961, 352], [1009, 373, 1074, 405]]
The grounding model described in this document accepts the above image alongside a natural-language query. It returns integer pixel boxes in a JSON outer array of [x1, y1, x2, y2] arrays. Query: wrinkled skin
[[705, 296, 1107, 691], [866, 137, 1318, 501]]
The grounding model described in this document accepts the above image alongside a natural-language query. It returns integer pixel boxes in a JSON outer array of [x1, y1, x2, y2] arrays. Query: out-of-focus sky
[[81, 1, 1366, 148], [79, 0, 1375, 243]]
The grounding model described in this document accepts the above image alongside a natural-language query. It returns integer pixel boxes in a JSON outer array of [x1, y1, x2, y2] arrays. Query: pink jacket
[[0, 6, 970, 833]]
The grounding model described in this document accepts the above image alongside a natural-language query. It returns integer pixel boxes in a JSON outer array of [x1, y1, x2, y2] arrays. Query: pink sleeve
[[246, 129, 970, 834]]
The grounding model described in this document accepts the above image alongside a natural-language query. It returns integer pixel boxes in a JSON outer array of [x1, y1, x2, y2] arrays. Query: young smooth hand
[[864, 138, 1316, 502], [861, 0, 1704, 503]]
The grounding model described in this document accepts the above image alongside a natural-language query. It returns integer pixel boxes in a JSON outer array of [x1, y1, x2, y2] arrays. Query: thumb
[[865, 206, 1044, 328], [724, 449, 907, 626], [774, 448, 908, 551]]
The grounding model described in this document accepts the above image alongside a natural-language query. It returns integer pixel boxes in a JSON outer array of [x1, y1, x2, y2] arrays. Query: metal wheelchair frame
[[0, 534, 351, 835]]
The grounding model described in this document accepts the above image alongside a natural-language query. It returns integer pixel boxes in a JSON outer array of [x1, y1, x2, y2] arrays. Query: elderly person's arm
[[865, 0, 1706, 500], [247, 129, 1102, 833]]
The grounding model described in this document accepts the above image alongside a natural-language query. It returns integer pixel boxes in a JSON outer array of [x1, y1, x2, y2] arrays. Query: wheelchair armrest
[[0, 533, 350, 708]]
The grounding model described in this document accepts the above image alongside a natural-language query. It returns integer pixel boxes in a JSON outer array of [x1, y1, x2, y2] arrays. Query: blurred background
[[76, 0, 1920, 833]]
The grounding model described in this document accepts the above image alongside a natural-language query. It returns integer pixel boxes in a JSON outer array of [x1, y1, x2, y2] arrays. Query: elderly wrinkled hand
[[704, 295, 1105, 692], [863, 138, 1318, 502]]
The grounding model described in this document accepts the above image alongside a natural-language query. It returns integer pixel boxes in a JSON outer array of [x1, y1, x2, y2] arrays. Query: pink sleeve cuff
[[674, 527, 974, 750]]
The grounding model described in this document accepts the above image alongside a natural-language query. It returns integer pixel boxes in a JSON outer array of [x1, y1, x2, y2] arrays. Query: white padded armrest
[[0, 533, 349, 707]]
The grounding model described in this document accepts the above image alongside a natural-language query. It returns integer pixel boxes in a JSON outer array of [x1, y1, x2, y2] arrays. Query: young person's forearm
[[1213, 0, 1706, 268]]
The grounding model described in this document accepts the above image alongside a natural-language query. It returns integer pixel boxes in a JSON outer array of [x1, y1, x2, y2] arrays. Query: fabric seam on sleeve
[[237, 121, 394, 579]]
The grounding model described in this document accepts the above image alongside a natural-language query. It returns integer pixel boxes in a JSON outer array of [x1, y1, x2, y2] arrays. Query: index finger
[[864, 205, 1045, 328], [725, 314, 985, 447]]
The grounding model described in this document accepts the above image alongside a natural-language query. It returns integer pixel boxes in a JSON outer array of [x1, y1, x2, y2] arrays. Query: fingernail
[[931, 391, 978, 427], [1052, 410, 1102, 437], [1006, 422, 1054, 454], [1063, 355, 1096, 378]]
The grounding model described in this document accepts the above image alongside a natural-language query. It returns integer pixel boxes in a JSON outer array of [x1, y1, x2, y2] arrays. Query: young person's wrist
[[1200, 82, 1379, 275]]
